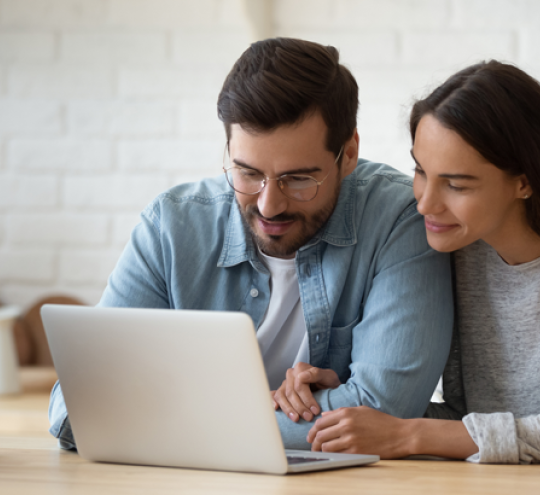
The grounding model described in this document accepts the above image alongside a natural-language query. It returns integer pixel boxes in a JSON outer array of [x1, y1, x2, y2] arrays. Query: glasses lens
[[281, 176, 318, 201], [226, 167, 264, 195]]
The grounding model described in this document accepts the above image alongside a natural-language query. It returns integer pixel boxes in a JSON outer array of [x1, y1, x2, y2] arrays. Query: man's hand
[[272, 363, 340, 422], [307, 406, 412, 459]]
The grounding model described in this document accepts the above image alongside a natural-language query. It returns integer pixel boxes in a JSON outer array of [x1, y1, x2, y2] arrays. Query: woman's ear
[[516, 174, 533, 199], [341, 129, 359, 178]]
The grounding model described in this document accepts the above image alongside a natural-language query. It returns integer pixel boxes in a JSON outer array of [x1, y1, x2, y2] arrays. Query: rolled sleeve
[[463, 412, 519, 463], [464, 412, 540, 464]]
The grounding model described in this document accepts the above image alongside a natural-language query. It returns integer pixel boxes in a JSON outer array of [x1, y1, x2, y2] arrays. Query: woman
[[306, 60, 540, 463]]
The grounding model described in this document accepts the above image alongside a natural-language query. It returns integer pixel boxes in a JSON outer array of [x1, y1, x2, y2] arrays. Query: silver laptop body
[[41, 305, 379, 474]]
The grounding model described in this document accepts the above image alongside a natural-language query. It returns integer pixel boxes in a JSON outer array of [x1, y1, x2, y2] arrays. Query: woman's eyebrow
[[410, 150, 479, 180], [439, 173, 480, 180], [410, 149, 421, 168]]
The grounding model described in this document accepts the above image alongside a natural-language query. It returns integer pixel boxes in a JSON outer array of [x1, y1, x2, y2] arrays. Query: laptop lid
[[42, 305, 378, 474]]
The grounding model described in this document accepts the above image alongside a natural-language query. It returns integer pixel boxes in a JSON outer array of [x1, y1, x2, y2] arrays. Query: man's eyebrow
[[410, 149, 480, 180], [231, 158, 323, 175]]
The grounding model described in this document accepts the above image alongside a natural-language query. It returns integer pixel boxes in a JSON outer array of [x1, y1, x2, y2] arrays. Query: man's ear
[[341, 129, 359, 178]]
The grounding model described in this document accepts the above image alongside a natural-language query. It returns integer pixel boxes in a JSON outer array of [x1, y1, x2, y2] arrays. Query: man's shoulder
[[351, 158, 416, 218], [142, 175, 235, 224], [354, 158, 414, 190], [154, 174, 234, 207]]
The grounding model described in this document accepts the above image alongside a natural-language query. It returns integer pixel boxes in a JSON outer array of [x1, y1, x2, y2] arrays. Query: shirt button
[[250, 288, 259, 298], [315, 334, 320, 343]]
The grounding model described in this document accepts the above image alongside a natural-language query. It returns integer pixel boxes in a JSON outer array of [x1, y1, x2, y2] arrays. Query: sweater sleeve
[[463, 412, 540, 464]]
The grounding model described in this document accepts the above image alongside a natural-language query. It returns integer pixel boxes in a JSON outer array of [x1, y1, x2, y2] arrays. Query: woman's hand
[[272, 363, 341, 422], [307, 406, 414, 459]]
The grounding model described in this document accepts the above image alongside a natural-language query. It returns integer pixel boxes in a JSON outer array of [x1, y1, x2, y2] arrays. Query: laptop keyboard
[[286, 455, 329, 465]]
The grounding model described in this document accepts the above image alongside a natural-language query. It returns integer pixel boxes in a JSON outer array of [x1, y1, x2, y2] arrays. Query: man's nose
[[257, 179, 288, 219]]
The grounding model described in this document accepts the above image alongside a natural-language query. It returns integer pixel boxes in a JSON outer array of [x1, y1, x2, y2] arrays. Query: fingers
[[307, 409, 342, 443], [293, 371, 322, 417], [309, 424, 343, 452], [319, 438, 352, 453], [273, 364, 339, 422], [285, 369, 317, 421], [299, 368, 341, 391], [274, 386, 300, 422], [270, 390, 278, 410]]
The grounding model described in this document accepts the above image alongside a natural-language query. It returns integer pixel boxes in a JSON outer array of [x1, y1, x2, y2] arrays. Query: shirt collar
[[218, 170, 358, 268]]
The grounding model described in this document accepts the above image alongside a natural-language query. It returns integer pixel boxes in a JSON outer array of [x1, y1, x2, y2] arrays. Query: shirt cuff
[[48, 380, 77, 450], [463, 412, 519, 463]]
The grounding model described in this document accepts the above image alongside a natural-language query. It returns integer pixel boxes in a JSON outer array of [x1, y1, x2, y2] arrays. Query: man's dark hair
[[410, 60, 540, 235], [217, 37, 358, 160]]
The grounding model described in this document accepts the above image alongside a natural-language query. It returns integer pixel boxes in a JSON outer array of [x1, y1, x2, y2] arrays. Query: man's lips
[[424, 218, 459, 233], [257, 217, 295, 236]]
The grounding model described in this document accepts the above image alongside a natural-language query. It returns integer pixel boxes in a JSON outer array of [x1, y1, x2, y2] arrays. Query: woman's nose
[[416, 187, 444, 216]]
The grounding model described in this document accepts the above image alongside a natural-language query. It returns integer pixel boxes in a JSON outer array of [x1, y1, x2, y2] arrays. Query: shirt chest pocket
[[326, 315, 359, 383]]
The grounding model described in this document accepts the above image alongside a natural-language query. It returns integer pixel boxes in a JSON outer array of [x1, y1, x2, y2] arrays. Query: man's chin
[[252, 231, 297, 258]]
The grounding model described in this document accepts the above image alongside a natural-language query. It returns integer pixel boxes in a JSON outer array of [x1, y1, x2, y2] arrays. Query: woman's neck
[[486, 222, 540, 266]]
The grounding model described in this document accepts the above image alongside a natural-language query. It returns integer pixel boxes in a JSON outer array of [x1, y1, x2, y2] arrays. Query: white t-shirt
[[256, 251, 309, 390]]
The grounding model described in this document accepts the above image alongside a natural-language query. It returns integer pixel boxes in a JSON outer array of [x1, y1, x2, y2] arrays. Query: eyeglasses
[[223, 146, 343, 202]]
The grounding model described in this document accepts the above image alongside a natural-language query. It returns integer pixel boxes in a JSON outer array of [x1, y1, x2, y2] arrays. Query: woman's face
[[412, 114, 530, 253]]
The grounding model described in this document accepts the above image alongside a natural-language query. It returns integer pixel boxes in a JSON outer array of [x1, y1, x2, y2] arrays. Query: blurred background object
[[0, 304, 21, 394], [0, 296, 83, 394], [1, 0, 539, 311], [13, 295, 84, 366]]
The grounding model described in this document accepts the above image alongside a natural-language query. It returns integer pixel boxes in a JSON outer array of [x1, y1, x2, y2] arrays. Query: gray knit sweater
[[425, 240, 540, 464]]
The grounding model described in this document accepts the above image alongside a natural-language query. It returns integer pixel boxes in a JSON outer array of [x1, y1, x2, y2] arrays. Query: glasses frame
[[223, 145, 344, 202]]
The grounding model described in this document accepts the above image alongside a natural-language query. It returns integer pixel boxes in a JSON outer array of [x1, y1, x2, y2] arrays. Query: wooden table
[[1, 388, 539, 495]]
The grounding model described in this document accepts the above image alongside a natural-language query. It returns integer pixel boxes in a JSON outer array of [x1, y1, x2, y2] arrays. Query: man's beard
[[238, 180, 342, 258]]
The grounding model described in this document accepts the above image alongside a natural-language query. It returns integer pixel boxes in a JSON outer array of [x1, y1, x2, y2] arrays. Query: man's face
[[228, 112, 358, 259]]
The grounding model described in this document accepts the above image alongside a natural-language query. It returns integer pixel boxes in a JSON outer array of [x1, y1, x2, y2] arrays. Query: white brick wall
[[1, 0, 540, 308], [0, 175, 58, 207], [7, 139, 112, 172], [0, 249, 56, 282], [58, 249, 122, 284], [7, 213, 110, 246], [63, 175, 171, 209], [0, 32, 56, 62], [67, 101, 177, 136], [60, 32, 168, 64], [0, 101, 62, 134]]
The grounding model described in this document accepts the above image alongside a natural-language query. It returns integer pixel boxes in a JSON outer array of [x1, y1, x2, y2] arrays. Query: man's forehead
[[228, 113, 329, 151]]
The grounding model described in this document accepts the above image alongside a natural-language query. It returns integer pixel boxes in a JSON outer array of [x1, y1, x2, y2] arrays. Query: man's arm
[[425, 322, 468, 421], [99, 206, 170, 309], [277, 205, 454, 449], [49, 381, 77, 450]]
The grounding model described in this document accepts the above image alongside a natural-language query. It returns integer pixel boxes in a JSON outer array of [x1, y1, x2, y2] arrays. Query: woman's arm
[[308, 407, 540, 463], [306, 406, 478, 459], [411, 415, 478, 458]]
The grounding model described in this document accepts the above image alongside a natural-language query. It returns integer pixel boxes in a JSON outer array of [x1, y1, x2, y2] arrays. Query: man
[[49, 38, 453, 450]]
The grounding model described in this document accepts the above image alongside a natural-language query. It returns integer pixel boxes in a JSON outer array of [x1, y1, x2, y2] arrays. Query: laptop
[[41, 305, 379, 474]]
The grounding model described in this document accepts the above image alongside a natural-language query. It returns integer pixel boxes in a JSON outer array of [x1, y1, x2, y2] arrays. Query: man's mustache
[[245, 205, 305, 223]]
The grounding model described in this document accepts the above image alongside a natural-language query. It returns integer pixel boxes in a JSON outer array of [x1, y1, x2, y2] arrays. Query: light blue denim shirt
[[49, 159, 453, 450]]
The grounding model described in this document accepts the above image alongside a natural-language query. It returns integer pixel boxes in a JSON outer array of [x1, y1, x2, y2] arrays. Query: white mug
[[0, 306, 21, 395]]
